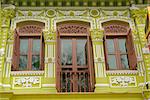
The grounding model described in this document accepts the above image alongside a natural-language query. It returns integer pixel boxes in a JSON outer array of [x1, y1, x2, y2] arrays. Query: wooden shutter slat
[[126, 29, 137, 70], [40, 33, 44, 70], [87, 35, 95, 92], [56, 30, 61, 92], [12, 29, 19, 71]]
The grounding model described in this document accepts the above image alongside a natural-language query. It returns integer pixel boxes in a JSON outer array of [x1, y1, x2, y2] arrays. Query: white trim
[[11, 16, 50, 30], [11, 71, 44, 76], [106, 70, 138, 75], [42, 84, 55, 87], [95, 84, 109, 87], [0, 83, 11, 88]]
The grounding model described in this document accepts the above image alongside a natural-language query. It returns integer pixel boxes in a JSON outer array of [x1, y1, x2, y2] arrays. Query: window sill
[[11, 71, 44, 76], [106, 70, 138, 75]]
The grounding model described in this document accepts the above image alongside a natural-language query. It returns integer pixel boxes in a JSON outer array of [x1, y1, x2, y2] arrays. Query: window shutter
[[40, 33, 44, 70], [103, 35, 109, 70], [126, 29, 137, 70], [11, 29, 19, 71], [87, 36, 95, 91], [56, 30, 61, 92]]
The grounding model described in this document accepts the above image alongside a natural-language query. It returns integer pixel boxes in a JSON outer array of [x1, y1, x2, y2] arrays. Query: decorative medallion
[[46, 9, 56, 18], [90, 9, 100, 17]]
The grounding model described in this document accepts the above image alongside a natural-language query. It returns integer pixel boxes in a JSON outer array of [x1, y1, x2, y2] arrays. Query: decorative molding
[[11, 16, 50, 30], [106, 70, 138, 75], [18, 25, 43, 33], [11, 71, 44, 76], [13, 76, 41, 89], [57, 24, 88, 34], [110, 76, 137, 87], [53, 16, 96, 30], [57, 10, 87, 16]]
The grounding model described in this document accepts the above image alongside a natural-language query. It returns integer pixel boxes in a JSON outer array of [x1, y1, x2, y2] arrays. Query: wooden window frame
[[105, 36, 129, 70], [104, 26, 137, 70], [11, 27, 44, 71], [56, 23, 95, 92]]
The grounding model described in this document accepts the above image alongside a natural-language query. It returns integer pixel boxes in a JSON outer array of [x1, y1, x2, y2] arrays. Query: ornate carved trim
[[11, 71, 44, 76], [106, 70, 138, 75], [104, 25, 129, 34], [18, 25, 43, 33], [57, 24, 89, 34]]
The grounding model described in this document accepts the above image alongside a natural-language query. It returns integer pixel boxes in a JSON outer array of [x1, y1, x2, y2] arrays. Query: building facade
[[0, 0, 150, 100]]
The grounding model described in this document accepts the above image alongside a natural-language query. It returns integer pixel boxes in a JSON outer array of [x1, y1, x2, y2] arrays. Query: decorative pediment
[[18, 25, 43, 34]]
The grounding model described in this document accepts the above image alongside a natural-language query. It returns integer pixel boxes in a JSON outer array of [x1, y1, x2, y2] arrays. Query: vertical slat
[[126, 29, 137, 70], [12, 29, 19, 71]]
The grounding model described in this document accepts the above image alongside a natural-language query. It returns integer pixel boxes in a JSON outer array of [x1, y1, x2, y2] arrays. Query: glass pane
[[61, 39, 72, 66], [121, 55, 129, 69], [118, 39, 127, 53], [32, 39, 40, 53], [19, 55, 28, 70], [20, 39, 28, 54], [77, 39, 87, 66], [108, 55, 117, 70], [106, 39, 115, 53], [32, 55, 40, 70]]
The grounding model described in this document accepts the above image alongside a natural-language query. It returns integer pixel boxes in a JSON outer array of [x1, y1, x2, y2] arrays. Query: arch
[[97, 16, 135, 30], [52, 16, 95, 31], [11, 16, 50, 30]]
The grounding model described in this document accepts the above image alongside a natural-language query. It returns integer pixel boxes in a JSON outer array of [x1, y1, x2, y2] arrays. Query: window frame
[[11, 28, 44, 71], [105, 36, 129, 70], [56, 23, 95, 92], [104, 26, 137, 70]]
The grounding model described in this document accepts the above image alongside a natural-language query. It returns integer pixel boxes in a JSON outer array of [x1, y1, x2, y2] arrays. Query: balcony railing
[[60, 71, 90, 92]]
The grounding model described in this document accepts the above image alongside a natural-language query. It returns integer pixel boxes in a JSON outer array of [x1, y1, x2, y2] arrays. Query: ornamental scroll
[[57, 24, 89, 34], [18, 25, 43, 34]]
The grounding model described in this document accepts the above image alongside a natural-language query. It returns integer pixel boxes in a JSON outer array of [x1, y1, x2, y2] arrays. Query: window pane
[[32, 55, 40, 70], [76, 39, 87, 66], [108, 55, 117, 70], [118, 39, 127, 53], [121, 55, 129, 69], [32, 39, 40, 53], [19, 55, 28, 70], [61, 39, 72, 66], [106, 39, 115, 53], [20, 39, 28, 54]]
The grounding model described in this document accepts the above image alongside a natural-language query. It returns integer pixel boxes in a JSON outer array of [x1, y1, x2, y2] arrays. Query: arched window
[[11, 24, 45, 71], [56, 22, 95, 92], [103, 21, 137, 70]]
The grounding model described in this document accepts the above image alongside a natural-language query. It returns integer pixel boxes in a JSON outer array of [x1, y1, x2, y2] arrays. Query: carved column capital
[[43, 30, 56, 43], [130, 8, 147, 24], [90, 29, 104, 41]]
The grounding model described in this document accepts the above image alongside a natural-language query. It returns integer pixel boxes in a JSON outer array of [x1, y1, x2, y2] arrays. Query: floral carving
[[19, 25, 43, 33], [104, 25, 128, 34], [57, 24, 88, 34]]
